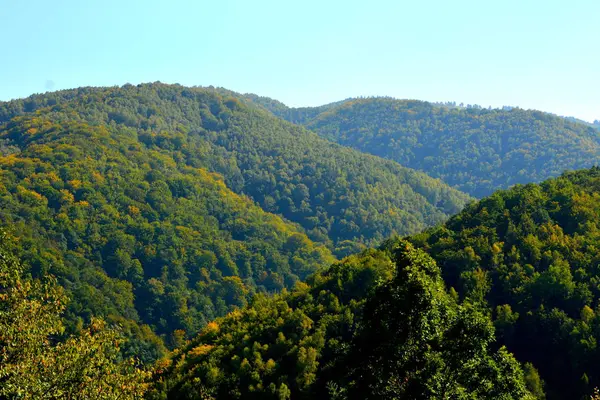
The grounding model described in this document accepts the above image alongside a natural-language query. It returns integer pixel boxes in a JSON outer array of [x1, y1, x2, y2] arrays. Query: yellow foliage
[[68, 179, 83, 189], [17, 186, 46, 204], [91, 171, 105, 183], [46, 172, 61, 182], [205, 321, 220, 334], [189, 344, 214, 358], [128, 205, 140, 215], [60, 189, 75, 203]]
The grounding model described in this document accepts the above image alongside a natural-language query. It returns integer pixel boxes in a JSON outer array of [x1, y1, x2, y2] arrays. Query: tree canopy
[[0, 233, 148, 399], [410, 167, 600, 398], [0, 84, 470, 254], [151, 241, 535, 400], [256, 96, 600, 197]]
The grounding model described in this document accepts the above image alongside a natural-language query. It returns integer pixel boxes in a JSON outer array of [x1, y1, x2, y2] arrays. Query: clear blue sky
[[1, 0, 599, 121]]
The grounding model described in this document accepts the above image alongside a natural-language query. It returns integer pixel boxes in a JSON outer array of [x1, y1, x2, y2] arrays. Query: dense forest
[[0, 83, 469, 362], [148, 168, 600, 399], [150, 241, 536, 400], [0, 84, 470, 254], [0, 113, 335, 360], [3, 83, 600, 399], [252, 97, 600, 197], [409, 167, 600, 398]]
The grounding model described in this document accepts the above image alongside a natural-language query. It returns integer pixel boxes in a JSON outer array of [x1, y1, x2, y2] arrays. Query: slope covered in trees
[[0, 235, 149, 399], [0, 112, 334, 355], [150, 241, 535, 400], [0, 84, 470, 256], [155, 168, 600, 399], [257, 97, 600, 197], [410, 167, 600, 398]]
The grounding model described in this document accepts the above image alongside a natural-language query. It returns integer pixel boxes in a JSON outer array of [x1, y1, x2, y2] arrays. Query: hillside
[[0, 114, 335, 357], [151, 168, 600, 399], [150, 242, 535, 400], [0, 84, 471, 256], [0, 83, 471, 352], [257, 97, 600, 197], [410, 167, 600, 398]]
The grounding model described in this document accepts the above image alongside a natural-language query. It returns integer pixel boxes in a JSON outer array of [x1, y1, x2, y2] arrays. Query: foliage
[[346, 241, 532, 399], [148, 248, 394, 399], [150, 242, 534, 399], [260, 97, 600, 197], [0, 84, 471, 254], [0, 235, 148, 399], [409, 167, 600, 398], [0, 111, 333, 352]]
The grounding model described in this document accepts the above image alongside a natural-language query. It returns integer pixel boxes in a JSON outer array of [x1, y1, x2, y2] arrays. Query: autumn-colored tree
[[0, 234, 149, 399]]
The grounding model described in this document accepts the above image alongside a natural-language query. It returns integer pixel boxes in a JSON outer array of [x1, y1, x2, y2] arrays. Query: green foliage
[[0, 236, 148, 399], [409, 167, 600, 398], [148, 248, 395, 399], [263, 97, 600, 197], [0, 84, 470, 253], [151, 242, 533, 399], [346, 242, 531, 399], [0, 111, 333, 350]]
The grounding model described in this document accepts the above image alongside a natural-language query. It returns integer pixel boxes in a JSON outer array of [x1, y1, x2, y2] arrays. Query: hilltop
[[251, 96, 600, 197]]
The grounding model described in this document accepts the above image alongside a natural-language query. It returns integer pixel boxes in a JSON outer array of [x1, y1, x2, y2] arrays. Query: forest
[[1, 83, 600, 399], [251, 96, 600, 197], [0, 84, 470, 253]]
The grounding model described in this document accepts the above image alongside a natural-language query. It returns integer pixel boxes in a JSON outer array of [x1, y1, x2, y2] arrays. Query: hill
[[0, 84, 471, 256], [155, 167, 600, 399], [0, 114, 334, 357], [410, 167, 600, 398], [149, 242, 535, 400], [0, 83, 470, 352], [256, 97, 600, 197]]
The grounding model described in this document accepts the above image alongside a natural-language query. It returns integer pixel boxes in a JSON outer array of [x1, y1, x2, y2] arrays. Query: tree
[[0, 234, 149, 399], [346, 241, 533, 399]]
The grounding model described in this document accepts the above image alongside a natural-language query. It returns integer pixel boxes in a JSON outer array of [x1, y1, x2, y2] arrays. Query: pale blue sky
[[1, 0, 599, 121]]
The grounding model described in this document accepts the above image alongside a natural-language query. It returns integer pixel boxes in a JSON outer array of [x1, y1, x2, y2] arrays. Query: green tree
[[0, 235, 149, 399], [346, 242, 532, 399]]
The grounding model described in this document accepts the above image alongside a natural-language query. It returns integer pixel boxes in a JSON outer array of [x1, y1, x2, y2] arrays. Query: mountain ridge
[[245, 94, 600, 198], [0, 83, 471, 252]]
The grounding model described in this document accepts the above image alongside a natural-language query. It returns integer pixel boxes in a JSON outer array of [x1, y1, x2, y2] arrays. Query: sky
[[1, 0, 599, 122]]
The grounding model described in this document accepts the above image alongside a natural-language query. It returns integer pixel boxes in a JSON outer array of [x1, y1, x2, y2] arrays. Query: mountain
[[563, 116, 600, 130], [152, 167, 600, 399], [254, 97, 600, 198], [0, 114, 333, 354], [410, 167, 600, 398], [0, 84, 471, 256], [0, 83, 469, 352], [149, 242, 535, 400]]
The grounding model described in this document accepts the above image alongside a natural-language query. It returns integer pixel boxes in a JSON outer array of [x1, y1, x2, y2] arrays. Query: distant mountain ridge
[[247, 95, 600, 197]]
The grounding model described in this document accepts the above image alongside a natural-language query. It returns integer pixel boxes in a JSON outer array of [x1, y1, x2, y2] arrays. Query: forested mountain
[[0, 114, 333, 359], [255, 97, 600, 197], [0, 236, 149, 399], [153, 167, 600, 400], [563, 116, 600, 130], [150, 242, 535, 400], [0, 84, 470, 358], [6, 83, 599, 398], [0, 84, 470, 256], [410, 167, 600, 398]]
